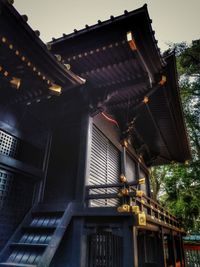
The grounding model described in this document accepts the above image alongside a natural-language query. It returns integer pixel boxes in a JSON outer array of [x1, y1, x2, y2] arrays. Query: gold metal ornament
[[131, 205, 140, 214], [118, 188, 129, 197], [120, 174, 127, 183], [138, 178, 145, 185], [136, 190, 144, 197], [138, 212, 146, 226], [10, 77, 21, 89], [49, 84, 62, 96], [117, 204, 130, 213], [158, 75, 167, 86], [127, 31, 137, 51]]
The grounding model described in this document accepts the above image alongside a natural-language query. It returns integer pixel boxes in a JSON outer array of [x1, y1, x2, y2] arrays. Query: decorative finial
[[21, 15, 28, 22], [7, 0, 14, 4], [35, 30, 40, 37]]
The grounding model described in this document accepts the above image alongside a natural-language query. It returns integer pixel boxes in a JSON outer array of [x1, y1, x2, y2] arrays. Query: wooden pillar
[[171, 231, 176, 267], [180, 234, 186, 267], [136, 162, 140, 183], [133, 226, 138, 267], [161, 227, 167, 267], [70, 218, 85, 267], [123, 222, 133, 267], [121, 145, 127, 177], [35, 132, 52, 204], [76, 112, 91, 202], [160, 227, 167, 267]]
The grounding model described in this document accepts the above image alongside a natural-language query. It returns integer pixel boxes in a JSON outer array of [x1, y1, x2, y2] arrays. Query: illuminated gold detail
[[143, 96, 149, 104], [131, 205, 140, 214], [9, 44, 13, 49], [120, 174, 127, 183], [139, 156, 142, 163], [64, 63, 71, 70], [55, 54, 62, 61], [117, 204, 130, 213], [136, 190, 144, 197], [118, 188, 129, 197], [15, 50, 19, 56], [138, 178, 145, 185], [127, 31, 137, 51], [47, 80, 51, 85], [49, 84, 62, 96], [158, 75, 167, 86], [121, 139, 128, 148], [4, 71, 9, 77], [138, 212, 146, 226], [2, 37, 6, 43], [10, 77, 21, 89]]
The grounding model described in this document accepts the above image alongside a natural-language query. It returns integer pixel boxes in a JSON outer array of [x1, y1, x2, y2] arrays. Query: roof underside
[[0, 0, 83, 106], [0, 1, 190, 166], [49, 5, 190, 166]]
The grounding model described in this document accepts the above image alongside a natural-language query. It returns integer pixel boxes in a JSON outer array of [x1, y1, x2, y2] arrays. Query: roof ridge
[[48, 4, 149, 45]]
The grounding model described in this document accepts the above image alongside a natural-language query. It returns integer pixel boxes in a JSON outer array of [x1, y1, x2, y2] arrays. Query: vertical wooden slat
[[87, 231, 123, 267], [89, 125, 120, 207]]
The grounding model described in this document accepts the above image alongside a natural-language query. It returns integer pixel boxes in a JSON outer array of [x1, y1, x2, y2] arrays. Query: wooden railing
[[86, 182, 182, 231]]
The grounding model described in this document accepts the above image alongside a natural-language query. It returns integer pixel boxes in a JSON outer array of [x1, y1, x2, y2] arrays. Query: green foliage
[[151, 39, 200, 233]]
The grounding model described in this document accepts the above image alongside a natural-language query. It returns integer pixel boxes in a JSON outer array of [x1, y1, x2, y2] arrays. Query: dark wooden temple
[[0, 0, 191, 266]]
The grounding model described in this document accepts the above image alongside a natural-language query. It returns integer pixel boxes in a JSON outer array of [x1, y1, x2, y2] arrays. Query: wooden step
[[22, 226, 56, 232], [31, 211, 63, 217], [10, 243, 47, 249], [33, 203, 67, 213], [0, 263, 36, 267]]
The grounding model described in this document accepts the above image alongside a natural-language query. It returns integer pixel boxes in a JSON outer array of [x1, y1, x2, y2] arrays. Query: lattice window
[[0, 170, 13, 208], [0, 130, 19, 158], [0, 169, 35, 251], [89, 125, 120, 207], [87, 231, 123, 267]]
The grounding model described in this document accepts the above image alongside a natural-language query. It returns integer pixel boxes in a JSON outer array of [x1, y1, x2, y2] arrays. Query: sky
[[14, 0, 200, 51]]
